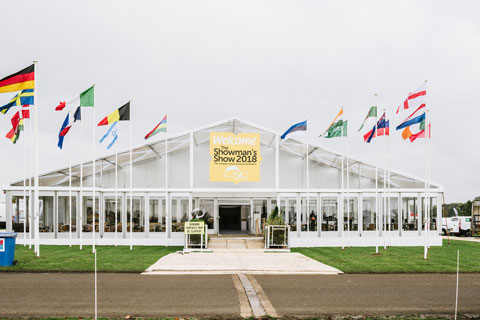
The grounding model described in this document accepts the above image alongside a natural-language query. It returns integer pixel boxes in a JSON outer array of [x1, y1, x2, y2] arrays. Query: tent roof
[[10, 117, 442, 189]]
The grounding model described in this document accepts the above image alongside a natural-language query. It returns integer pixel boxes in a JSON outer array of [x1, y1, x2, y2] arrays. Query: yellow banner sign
[[185, 221, 205, 234], [209, 132, 262, 183]]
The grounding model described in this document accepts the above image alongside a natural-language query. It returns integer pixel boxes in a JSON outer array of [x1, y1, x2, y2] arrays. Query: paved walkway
[[144, 251, 342, 275], [442, 236, 480, 242]]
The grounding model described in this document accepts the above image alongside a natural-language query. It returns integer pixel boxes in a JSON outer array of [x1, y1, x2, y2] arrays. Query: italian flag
[[55, 86, 94, 111]]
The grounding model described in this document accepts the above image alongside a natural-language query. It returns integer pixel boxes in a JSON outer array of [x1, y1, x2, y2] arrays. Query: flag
[[321, 108, 343, 136], [396, 112, 425, 130], [5, 111, 24, 143], [0, 89, 34, 114], [55, 86, 94, 111], [22, 105, 30, 119], [0, 64, 35, 93], [57, 114, 70, 149], [100, 122, 119, 149], [401, 121, 430, 142], [363, 113, 389, 143], [145, 115, 167, 140], [358, 106, 377, 131], [280, 120, 307, 140], [396, 82, 426, 114], [324, 119, 347, 138], [97, 102, 130, 126], [73, 106, 81, 122]]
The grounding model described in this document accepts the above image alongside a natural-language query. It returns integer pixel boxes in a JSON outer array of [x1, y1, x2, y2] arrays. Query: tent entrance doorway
[[219, 205, 249, 235]]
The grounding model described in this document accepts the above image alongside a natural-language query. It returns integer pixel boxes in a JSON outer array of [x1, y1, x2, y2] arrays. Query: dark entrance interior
[[219, 205, 242, 233]]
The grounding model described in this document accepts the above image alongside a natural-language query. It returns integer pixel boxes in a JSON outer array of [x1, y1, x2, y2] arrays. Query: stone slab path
[[143, 251, 342, 275]]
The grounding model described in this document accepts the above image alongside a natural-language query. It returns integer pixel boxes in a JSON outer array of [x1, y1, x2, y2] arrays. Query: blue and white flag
[[280, 120, 307, 140], [99, 121, 118, 149]]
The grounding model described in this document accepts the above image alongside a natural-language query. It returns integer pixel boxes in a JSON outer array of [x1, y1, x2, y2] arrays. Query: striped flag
[[145, 115, 167, 140], [396, 82, 426, 114]]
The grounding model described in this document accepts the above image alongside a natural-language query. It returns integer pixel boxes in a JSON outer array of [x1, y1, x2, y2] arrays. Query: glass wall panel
[[171, 198, 188, 232], [12, 196, 28, 233], [321, 197, 337, 231], [344, 197, 358, 231], [127, 197, 145, 232], [389, 197, 399, 231], [82, 196, 99, 232], [430, 197, 437, 230], [362, 197, 376, 231], [286, 198, 297, 232], [104, 196, 121, 232], [306, 197, 317, 231], [199, 199, 214, 229], [58, 196, 77, 233], [149, 197, 166, 232], [39, 196, 54, 232], [402, 197, 418, 231]]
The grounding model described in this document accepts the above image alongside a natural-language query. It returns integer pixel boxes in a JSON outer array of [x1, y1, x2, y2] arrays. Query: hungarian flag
[[396, 82, 426, 114], [358, 106, 377, 131], [97, 102, 130, 126], [0, 89, 34, 114], [55, 86, 94, 111], [0, 64, 35, 93], [145, 115, 167, 140]]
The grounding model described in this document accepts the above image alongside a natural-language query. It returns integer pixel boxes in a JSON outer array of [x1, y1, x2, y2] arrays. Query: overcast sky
[[0, 0, 479, 203]]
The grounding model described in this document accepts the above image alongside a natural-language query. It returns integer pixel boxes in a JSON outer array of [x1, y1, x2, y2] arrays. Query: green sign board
[[185, 221, 205, 234]]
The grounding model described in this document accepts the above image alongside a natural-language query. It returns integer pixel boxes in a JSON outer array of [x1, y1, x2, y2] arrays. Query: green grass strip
[[2, 245, 181, 273], [292, 239, 480, 273]]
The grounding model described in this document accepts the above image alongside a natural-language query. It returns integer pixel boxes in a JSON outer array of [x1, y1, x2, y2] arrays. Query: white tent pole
[[129, 103, 133, 250], [69, 111, 72, 247], [115, 149, 118, 247], [374, 94, 379, 254], [33, 60, 40, 257], [92, 102, 96, 253], [80, 107, 83, 250]]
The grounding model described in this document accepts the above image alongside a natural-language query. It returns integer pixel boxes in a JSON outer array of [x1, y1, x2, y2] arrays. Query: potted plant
[[265, 206, 288, 248]]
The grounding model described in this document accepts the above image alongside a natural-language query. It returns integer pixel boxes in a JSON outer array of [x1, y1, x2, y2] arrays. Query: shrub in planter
[[266, 206, 288, 247]]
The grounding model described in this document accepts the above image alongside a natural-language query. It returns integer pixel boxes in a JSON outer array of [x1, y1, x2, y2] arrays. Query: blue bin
[[0, 233, 17, 266]]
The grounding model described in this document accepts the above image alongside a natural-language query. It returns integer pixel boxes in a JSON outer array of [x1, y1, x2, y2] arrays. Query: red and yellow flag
[[0, 65, 35, 93]]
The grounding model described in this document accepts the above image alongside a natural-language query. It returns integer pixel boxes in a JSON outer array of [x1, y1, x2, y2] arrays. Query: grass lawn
[[293, 239, 480, 273], [1, 245, 182, 272]]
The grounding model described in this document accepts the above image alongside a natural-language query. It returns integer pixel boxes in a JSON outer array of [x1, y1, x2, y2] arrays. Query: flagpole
[[114, 149, 118, 247], [340, 110, 344, 250], [28, 116, 32, 250], [383, 109, 387, 250], [387, 115, 391, 247], [427, 119, 431, 249], [165, 115, 168, 246], [32, 60, 40, 257], [92, 91, 96, 254], [80, 105, 83, 250], [374, 94, 379, 254], [23, 116, 27, 246], [129, 101, 133, 251], [69, 111, 72, 247], [306, 119, 309, 248], [346, 123, 350, 248], [426, 110, 428, 260]]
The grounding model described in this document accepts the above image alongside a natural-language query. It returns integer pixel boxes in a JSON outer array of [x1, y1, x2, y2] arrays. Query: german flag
[[97, 102, 130, 126], [0, 64, 35, 93]]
